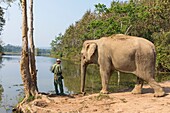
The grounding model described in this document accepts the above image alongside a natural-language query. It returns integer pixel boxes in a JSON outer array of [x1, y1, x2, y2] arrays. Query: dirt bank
[[18, 81, 170, 113]]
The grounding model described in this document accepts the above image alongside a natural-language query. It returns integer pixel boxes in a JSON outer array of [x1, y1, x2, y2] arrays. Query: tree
[[20, 0, 38, 103], [50, 33, 63, 57], [28, 0, 38, 93], [20, 0, 32, 99], [0, 7, 5, 35], [50, 0, 170, 72], [152, 32, 170, 72], [0, 0, 16, 52]]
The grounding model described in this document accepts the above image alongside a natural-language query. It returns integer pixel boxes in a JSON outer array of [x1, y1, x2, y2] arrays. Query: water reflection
[[62, 60, 81, 94], [0, 57, 5, 110], [0, 57, 3, 69], [0, 55, 169, 112], [62, 60, 137, 94], [62, 60, 170, 94]]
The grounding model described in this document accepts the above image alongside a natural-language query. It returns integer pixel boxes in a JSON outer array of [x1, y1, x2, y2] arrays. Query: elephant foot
[[154, 89, 165, 97], [100, 89, 109, 94], [131, 89, 142, 94], [131, 86, 142, 94]]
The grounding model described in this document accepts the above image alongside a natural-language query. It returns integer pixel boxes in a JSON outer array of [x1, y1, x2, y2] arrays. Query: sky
[[1, 0, 117, 48]]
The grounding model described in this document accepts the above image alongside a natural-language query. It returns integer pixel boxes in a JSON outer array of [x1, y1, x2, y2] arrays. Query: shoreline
[[16, 81, 170, 113]]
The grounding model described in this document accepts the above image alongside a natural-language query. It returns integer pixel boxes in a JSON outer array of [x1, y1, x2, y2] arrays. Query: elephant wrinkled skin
[[80, 34, 165, 97]]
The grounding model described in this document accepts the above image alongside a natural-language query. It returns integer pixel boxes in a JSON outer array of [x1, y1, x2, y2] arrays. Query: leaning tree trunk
[[20, 0, 32, 98], [29, 0, 38, 94]]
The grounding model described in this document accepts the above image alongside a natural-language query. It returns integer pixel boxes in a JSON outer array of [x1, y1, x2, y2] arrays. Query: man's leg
[[54, 79, 59, 95], [58, 77, 64, 94]]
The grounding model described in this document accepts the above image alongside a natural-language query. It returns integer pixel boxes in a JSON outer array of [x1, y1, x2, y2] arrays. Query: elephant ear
[[87, 43, 97, 60]]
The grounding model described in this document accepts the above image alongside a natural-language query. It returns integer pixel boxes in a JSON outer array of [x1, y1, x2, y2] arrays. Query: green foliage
[[50, 33, 63, 57], [17, 96, 24, 103], [0, 0, 17, 35], [152, 32, 170, 72], [27, 95, 35, 102], [0, 7, 5, 36], [2, 44, 50, 56], [96, 94, 110, 101], [0, 0, 18, 53], [3, 44, 22, 53], [51, 0, 170, 72], [94, 3, 109, 14], [35, 48, 50, 56]]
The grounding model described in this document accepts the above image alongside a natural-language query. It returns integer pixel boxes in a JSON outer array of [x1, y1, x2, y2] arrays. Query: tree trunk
[[29, 0, 38, 94], [20, 0, 32, 98]]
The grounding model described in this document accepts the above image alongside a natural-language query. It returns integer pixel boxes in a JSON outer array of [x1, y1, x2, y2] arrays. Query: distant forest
[[50, 0, 170, 72], [2, 44, 50, 55], [3, 44, 22, 53]]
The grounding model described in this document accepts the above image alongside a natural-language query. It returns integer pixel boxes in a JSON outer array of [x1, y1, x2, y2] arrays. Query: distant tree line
[[3, 44, 22, 53], [51, 0, 170, 72], [35, 48, 50, 56], [2, 44, 50, 56]]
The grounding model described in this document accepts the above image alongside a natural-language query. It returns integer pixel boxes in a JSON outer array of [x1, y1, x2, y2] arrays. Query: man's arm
[[51, 64, 56, 73]]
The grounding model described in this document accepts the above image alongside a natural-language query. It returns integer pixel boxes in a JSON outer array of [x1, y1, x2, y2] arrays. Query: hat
[[56, 59, 61, 62]]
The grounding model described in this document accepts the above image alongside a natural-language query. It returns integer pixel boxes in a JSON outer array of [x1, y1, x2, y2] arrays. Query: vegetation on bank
[[0, 39, 4, 55], [1, 44, 50, 56], [51, 0, 170, 72], [0, 0, 169, 71]]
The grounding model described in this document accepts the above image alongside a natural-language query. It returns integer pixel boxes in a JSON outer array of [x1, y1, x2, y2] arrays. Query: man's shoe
[[60, 93, 65, 96], [56, 93, 60, 95]]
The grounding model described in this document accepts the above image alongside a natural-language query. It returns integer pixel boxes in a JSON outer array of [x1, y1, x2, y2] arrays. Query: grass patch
[[27, 96, 35, 102], [95, 93, 110, 101]]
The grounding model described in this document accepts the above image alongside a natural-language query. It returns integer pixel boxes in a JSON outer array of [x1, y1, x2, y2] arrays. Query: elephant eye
[[86, 44, 90, 50], [81, 54, 85, 59]]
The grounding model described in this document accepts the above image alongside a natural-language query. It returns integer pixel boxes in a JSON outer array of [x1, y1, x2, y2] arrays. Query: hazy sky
[[2, 0, 116, 48]]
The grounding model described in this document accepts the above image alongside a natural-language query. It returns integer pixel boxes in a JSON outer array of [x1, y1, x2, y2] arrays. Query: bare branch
[[125, 25, 132, 35], [0, 5, 11, 10]]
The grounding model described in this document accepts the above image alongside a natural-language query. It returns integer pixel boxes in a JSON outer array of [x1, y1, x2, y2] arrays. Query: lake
[[0, 55, 169, 113]]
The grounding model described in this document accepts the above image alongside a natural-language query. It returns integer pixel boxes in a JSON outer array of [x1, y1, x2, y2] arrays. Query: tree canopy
[[0, 7, 5, 36], [0, 6, 5, 53], [50, 0, 170, 72], [0, 0, 17, 53]]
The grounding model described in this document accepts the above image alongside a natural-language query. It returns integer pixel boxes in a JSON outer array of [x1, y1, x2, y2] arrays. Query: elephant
[[80, 34, 165, 97]]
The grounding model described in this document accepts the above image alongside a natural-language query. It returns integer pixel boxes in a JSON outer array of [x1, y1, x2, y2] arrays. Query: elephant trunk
[[81, 62, 87, 94]]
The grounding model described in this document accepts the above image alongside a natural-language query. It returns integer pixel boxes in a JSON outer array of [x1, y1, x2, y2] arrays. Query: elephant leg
[[147, 78, 165, 97], [131, 77, 144, 94], [99, 68, 111, 94]]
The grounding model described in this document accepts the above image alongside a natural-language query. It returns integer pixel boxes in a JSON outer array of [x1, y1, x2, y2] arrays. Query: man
[[51, 59, 64, 95]]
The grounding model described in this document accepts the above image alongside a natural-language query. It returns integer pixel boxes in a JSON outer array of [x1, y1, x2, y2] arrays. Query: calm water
[[0, 55, 59, 113], [0, 55, 169, 113]]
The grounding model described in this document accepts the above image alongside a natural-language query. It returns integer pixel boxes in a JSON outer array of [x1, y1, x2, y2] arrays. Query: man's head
[[56, 59, 61, 64]]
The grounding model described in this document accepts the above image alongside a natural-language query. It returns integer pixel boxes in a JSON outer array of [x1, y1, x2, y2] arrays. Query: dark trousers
[[54, 76, 63, 94]]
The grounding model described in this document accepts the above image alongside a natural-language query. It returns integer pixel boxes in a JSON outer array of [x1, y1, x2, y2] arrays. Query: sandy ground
[[20, 81, 170, 113]]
